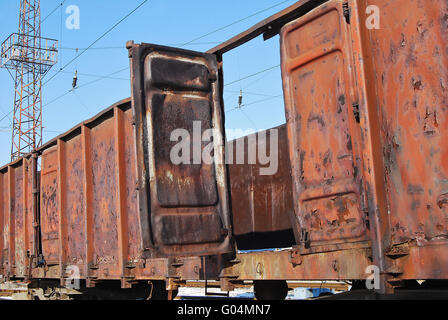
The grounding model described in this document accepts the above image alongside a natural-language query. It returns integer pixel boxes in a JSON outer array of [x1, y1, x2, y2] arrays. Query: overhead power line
[[225, 94, 283, 113], [59, 42, 221, 51], [0, 63, 281, 125], [180, 0, 293, 47], [225, 90, 281, 98], [48, 69, 129, 81], [224, 64, 280, 87], [41, 0, 68, 24], [44, 0, 149, 86], [42, 67, 129, 109]]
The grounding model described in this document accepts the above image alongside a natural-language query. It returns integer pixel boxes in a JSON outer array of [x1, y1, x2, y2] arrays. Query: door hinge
[[352, 102, 360, 123], [300, 229, 310, 248], [343, 2, 351, 24]]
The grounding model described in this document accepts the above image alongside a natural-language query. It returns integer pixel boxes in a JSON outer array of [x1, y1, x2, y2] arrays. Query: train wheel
[[253, 280, 288, 300]]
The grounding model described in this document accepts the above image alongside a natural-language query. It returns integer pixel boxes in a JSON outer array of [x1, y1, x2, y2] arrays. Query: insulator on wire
[[238, 89, 243, 108], [72, 70, 78, 89]]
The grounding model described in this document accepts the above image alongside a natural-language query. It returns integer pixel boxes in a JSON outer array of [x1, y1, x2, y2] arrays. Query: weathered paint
[[30, 101, 141, 285], [228, 124, 293, 235]]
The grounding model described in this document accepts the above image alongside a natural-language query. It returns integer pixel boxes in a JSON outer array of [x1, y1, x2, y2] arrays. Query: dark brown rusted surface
[[227, 124, 293, 236], [128, 42, 233, 258]]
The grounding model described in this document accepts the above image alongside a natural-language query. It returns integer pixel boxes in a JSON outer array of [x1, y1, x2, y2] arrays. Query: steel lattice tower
[[1, 0, 58, 160]]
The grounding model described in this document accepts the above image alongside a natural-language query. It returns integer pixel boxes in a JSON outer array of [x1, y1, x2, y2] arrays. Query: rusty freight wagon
[[1, 0, 448, 299]]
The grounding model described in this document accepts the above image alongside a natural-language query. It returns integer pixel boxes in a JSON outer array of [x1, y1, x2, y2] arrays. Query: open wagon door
[[280, 1, 370, 253], [127, 42, 233, 257]]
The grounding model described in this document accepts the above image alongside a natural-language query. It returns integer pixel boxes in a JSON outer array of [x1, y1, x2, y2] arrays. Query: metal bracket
[[288, 246, 303, 266], [385, 244, 410, 259]]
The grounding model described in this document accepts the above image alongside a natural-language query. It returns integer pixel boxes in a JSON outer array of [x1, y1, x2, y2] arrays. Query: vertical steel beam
[[57, 139, 66, 284], [22, 160, 29, 278], [351, 0, 391, 293], [7, 166, 15, 278], [81, 125, 96, 286], [114, 107, 131, 288], [31, 154, 40, 261], [0, 172, 4, 275]]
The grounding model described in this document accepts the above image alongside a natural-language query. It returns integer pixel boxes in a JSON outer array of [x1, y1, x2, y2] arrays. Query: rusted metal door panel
[[40, 146, 60, 265], [128, 43, 233, 257], [228, 124, 293, 235], [280, 1, 369, 251]]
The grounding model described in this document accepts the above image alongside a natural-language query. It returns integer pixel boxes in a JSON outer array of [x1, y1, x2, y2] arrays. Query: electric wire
[[179, 0, 293, 47], [224, 64, 280, 87], [43, 0, 149, 86], [41, 0, 68, 24]]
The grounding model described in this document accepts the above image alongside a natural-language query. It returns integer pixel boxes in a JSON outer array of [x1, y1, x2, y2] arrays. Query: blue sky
[[0, 0, 293, 165]]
